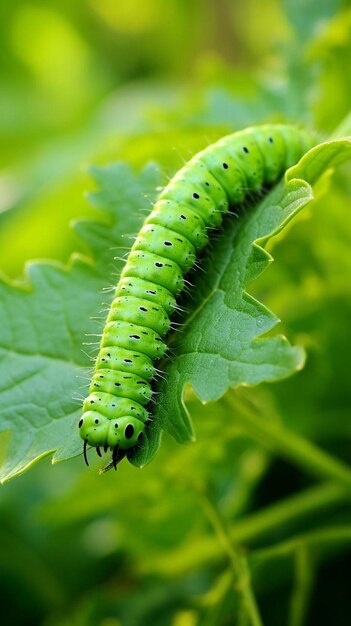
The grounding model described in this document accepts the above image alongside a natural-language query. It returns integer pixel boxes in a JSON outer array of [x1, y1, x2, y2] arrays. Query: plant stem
[[227, 395, 351, 490], [143, 483, 349, 576], [231, 483, 348, 545], [197, 485, 264, 626], [250, 525, 351, 563], [289, 545, 314, 626]]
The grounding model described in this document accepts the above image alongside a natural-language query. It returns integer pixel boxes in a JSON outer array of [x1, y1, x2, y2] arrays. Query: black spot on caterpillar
[[79, 124, 314, 469]]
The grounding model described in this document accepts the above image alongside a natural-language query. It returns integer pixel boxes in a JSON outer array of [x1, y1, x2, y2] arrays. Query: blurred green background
[[1, 1, 351, 625]]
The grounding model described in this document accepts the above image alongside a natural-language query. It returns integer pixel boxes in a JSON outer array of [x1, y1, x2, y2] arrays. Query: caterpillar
[[79, 124, 315, 469]]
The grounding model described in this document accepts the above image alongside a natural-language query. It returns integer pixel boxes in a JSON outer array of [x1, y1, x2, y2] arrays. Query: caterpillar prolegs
[[79, 124, 314, 468]]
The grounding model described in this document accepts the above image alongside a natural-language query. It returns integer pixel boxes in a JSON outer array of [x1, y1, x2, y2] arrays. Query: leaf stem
[[232, 483, 349, 544], [288, 545, 315, 626], [227, 395, 351, 490], [196, 484, 264, 626], [144, 483, 349, 576], [250, 525, 351, 563]]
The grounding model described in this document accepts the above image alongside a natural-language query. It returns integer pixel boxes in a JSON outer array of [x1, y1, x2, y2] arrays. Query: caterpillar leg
[[112, 446, 120, 470], [83, 440, 89, 467], [82, 439, 125, 470]]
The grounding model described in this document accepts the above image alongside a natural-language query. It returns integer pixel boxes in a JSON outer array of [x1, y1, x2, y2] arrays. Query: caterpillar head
[[79, 411, 144, 449]]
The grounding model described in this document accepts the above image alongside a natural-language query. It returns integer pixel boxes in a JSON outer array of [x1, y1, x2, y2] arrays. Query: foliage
[[0, 1, 351, 625]]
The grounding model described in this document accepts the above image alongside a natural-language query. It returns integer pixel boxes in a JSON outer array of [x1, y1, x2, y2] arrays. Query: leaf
[[0, 139, 350, 482], [0, 163, 162, 482], [129, 137, 351, 467]]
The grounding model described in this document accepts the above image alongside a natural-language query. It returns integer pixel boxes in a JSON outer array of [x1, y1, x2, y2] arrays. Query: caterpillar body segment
[[145, 200, 209, 248], [79, 124, 315, 467]]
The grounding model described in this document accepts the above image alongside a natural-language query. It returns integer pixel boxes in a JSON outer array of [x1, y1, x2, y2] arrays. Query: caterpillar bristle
[[82, 342, 101, 349], [153, 373, 166, 382], [113, 255, 129, 263], [76, 373, 92, 382], [72, 396, 85, 404]]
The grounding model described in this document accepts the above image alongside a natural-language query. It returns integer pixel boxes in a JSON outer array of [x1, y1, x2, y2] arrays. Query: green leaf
[[0, 139, 350, 481], [0, 163, 162, 482], [129, 137, 351, 467]]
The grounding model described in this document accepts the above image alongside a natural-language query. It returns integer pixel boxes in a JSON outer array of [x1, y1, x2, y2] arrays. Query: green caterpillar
[[79, 124, 314, 468]]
